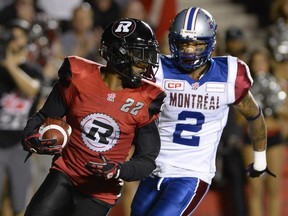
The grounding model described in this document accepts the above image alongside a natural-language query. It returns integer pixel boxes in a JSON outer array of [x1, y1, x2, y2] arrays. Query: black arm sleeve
[[118, 120, 161, 181], [22, 83, 68, 138], [39, 83, 67, 118]]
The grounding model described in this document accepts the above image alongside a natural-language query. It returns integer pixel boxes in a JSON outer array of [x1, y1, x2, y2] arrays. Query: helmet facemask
[[101, 39, 159, 88], [169, 35, 216, 71], [127, 43, 159, 82]]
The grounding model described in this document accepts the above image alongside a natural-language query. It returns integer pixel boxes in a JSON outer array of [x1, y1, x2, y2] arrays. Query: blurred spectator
[[0, 2, 59, 213], [267, 0, 288, 63], [243, 47, 287, 216], [121, 0, 147, 21], [114, 0, 130, 10], [0, 0, 13, 10], [43, 2, 101, 89], [51, 2, 98, 58], [0, 0, 43, 25], [266, 0, 288, 139], [84, 0, 121, 29], [27, 13, 60, 67], [139, 0, 176, 45], [225, 26, 249, 62], [0, 0, 60, 67], [0, 18, 43, 216], [36, 0, 82, 32], [243, 0, 272, 28]]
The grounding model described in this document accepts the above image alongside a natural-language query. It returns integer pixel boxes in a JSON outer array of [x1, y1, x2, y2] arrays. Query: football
[[39, 117, 72, 148]]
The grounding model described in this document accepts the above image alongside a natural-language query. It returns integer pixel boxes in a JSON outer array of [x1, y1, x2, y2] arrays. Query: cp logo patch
[[112, 19, 136, 38], [81, 113, 120, 152]]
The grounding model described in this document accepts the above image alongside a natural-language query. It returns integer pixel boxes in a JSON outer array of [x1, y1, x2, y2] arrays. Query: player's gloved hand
[[85, 154, 121, 180], [22, 129, 62, 155], [246, 163, 276, 178]]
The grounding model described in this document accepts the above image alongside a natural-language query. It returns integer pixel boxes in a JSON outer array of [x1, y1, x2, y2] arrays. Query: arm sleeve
[[39, 83, 68, 118], [22, 83, 68, 138], [118, 120, 161, 181]]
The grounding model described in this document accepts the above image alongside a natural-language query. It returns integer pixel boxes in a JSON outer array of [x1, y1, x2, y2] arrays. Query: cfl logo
[[164, 80, 185, 91], [113, 19, 136, 37]]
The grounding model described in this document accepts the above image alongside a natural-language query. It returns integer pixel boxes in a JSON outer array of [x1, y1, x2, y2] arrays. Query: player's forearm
[[119, 157, 156, 181], [247, 114, 267, 151], [119, 121, 160, 181]]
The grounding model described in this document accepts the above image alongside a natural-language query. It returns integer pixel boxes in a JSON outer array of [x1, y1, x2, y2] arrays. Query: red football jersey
[[52, 56, 164, 204]]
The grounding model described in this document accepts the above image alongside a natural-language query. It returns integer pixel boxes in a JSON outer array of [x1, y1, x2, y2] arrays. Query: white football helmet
[[169, 7, 217, 71]]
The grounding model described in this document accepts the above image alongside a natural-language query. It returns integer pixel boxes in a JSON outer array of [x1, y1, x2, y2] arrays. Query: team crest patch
[[107, 93, 116, 101], [191, 82, 199, 90], [81, 113, 120, 152], [112, 19, 136, 38]]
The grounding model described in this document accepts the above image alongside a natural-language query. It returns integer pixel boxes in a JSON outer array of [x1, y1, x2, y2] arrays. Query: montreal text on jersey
[[169, 92, 220, 110]]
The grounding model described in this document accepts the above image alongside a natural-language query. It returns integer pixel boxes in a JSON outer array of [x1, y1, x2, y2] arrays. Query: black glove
[[85, 154, 121, 180], [246, 163, 276, 178], [22, 129, 62, 155]]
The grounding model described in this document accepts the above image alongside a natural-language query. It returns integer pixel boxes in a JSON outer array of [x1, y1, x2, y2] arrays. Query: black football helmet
[[100, 18, 159, 88], [169, 7, 217, 71]]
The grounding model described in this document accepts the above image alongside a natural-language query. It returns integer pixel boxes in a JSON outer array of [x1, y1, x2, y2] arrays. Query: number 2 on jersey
[[173, 111, 205, 146]]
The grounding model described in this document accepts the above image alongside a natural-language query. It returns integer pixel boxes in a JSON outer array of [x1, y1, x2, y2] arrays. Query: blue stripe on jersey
[[160, 55, 228, 87], [186, 7, 196, 30]]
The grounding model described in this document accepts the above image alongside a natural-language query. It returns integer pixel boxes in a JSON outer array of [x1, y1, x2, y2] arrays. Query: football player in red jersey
[[21, 18, 166, 216]]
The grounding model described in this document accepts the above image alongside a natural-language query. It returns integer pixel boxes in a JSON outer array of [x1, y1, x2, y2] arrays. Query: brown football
[[39, 117, 72, 148]]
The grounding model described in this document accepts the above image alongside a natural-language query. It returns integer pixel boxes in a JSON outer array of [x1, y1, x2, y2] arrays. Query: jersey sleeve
[[233, 59, 253, 104], [137, 80, 166, 127]]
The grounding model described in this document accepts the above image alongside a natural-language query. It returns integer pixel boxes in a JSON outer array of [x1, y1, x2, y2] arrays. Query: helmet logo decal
[[112, 20, 136, 38]]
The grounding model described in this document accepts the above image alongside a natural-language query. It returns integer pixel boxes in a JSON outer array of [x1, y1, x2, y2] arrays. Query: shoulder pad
[[58, 56, 102, 86]]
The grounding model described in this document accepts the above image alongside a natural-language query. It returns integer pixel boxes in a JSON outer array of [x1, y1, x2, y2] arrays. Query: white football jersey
[[154, 55, 252, 184]]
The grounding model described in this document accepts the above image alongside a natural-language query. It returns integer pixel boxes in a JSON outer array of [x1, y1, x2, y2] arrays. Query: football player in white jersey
[[131, 7, 276, 216]]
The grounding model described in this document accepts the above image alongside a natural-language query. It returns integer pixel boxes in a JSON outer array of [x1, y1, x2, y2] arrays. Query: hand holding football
[[39, 117, 72, 148]]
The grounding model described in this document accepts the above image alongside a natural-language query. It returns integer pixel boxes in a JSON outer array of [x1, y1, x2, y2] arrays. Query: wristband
[[253, 150, 267, 171]]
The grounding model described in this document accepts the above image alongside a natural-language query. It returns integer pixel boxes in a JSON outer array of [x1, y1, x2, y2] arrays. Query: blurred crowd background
[[0, 0, 288, 216]]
